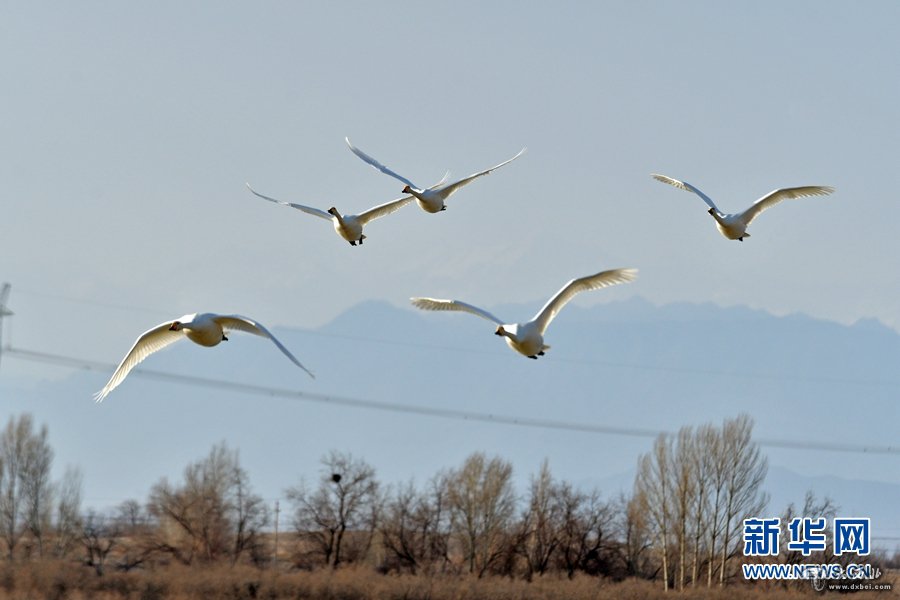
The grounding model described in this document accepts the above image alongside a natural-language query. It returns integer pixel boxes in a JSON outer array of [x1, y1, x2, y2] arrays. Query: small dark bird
[[331, 473, 342, 484]]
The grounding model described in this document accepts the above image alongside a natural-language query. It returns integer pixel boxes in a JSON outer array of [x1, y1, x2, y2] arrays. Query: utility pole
[[0, 283, 12, 371], [273, 499, 280, 568]]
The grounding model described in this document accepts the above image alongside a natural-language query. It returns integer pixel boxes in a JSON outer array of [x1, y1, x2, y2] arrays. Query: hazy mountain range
[[2, 297, 898, 549]]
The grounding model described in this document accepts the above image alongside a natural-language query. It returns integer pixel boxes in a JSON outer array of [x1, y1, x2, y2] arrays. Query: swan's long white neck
[[708, 208, 727, 223], [496, 325, 519, 342]]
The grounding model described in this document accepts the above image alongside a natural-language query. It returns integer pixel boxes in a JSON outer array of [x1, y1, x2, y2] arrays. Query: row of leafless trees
[[284, 449, 628, 579], [0, 414, 82, 560], [632, 414, 769, 591], [1, 412, 821, 587]]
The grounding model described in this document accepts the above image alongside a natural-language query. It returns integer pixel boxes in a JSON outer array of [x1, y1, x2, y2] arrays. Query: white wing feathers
[[533, 268, 638, 333], [346, 137, 523, 198], [435, 148, 526, 196], [739, 185, 835, 224], [345, 137, 419, 189], [212, 315, 315, 379], [246, 183, 332, 221], [410, 297, 505, 326], [94, 322, 182, 402], [652, 173, 720, 211], [357, 195, 415, 225]]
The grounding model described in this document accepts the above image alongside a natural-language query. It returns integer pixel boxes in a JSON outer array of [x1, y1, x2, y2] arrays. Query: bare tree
[[117, 499, 145, 532], [778, 490, 837, 578], [0, 414, 57, 560], [717, 415, 768, 585], [54, 465, 83, 558], [147, 442, 267, 565], [672, 427, 695, 590], [702, 423, 728, 586], [115, 499, 155, 571], [379, 481, 422, 574], [231, 463, 269, 565], [688, 424, 714, 587], [379, 473, 451, 575], [286, 451, 379, 569], [518, 460, 564, 580], [617, 492, 653, 578], [80, 503, 154, 575], [635, 434, 674, 590], [446, 452, 516, 577], [20, 422, 53, 558], [634, 415, 768, 590], [556, 484, 614, 578], [81, 509, 120, 575], [0, 415, 31, 558]]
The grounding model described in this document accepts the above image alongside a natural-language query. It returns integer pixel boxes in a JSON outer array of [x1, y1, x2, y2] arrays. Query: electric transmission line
[[4, 345, 897, 457]]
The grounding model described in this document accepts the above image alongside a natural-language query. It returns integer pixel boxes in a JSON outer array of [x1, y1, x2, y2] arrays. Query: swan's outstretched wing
[[246, 183, 332, 221], [213, 315, 315, 379], [357, 195, 415, 225], [95, 321, 182, 402], [410, 297, 505, 326], [432, 170, 451, 187], [652, 174, 719, 212], [345, 137, 419, 189], [739, 185, 835, 225], [435, 148, 526, 196], [533, 268, 638, 334]]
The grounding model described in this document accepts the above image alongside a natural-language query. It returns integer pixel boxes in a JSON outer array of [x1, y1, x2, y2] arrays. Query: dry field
[[1, 562, 893, 600]]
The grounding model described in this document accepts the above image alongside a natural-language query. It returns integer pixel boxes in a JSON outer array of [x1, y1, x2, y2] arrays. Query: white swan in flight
[[95, 313, 313, 402], [652, 174, 834, 241], [345, 137, 525, 213], [411, 268, 637, 359], [246, 183, 415, 246]]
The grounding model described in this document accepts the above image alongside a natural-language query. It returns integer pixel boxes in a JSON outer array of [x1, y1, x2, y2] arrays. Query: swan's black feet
[[738, 237, 744, 242], [528, 355, 538, 360], [349, 241, 357, 246], [440, 206, 447, 211], [222, 335, 229, 341], [538, 351, 545, 356], [358, 238, 364, 245]]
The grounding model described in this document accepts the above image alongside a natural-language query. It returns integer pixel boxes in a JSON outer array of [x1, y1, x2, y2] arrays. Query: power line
[[14, 287, 171, 317], [4, 344, 898, 457]]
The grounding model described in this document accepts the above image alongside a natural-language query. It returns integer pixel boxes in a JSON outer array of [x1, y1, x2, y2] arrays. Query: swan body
[[94, 312, 313, 402], [652, 174, 834, 241], [411, 268, 637, 358], [246, 183, 413, 246], [346, 137, 525, 213]]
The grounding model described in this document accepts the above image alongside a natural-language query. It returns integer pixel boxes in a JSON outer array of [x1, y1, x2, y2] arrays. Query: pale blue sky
[[4, 1, 899, 360], [1, 3, 898, 514]]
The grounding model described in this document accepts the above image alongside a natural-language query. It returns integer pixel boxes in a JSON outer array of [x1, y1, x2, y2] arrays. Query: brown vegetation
[[1, 560, 885, 600], [0, 412, 895, 599]]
